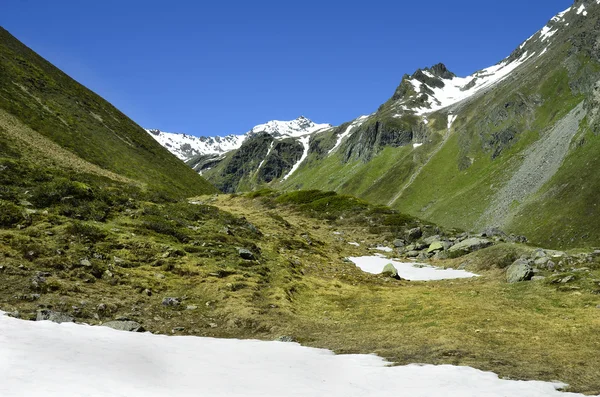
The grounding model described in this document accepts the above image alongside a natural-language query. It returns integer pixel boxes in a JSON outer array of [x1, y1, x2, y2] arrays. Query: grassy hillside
[[0, 27, 216, 199]]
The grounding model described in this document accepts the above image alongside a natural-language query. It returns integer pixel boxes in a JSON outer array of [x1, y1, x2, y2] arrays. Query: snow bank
[[0, 313, 586, 397], [348, 255, 478, 281]]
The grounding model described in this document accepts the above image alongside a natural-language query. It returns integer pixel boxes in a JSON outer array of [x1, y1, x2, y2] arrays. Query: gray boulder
[[393, 239, 405, 248], [381, 263, 401, 280], [36, 309, 74, 324], [162, 297, 181, 307], [422, 235, 441, 245], [506, 259, 534, 283], [448, 238, 493, 255], [406, 250, 420, 258], [406, 227, 422, 241], [102, 320, 145, 332], [238, 248, 256, 261]]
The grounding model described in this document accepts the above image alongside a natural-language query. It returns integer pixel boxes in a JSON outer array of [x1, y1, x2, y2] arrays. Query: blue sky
[[3, 0, 572, 136]]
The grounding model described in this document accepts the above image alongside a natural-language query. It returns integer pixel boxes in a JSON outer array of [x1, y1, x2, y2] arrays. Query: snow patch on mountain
[[400, 50, 534, 116], [282, 135, 311, 180]]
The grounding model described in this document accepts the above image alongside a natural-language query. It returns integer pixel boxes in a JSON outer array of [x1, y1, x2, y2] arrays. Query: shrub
[[0, 200, 25, 227], [65, 221, 107, 243]]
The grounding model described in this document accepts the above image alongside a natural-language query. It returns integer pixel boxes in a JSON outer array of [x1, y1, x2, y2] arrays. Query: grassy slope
[[0, 27, 216, 198]]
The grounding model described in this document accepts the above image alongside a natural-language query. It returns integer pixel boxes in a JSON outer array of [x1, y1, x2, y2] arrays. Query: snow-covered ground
[[349, 255, 478, 281], [0, 313, 587, 397]]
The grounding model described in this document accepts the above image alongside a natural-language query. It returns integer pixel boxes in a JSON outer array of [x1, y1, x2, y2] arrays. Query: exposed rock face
[[257, 139, 304, 183], [341, 119, 417, 162], [506, 259, 534, 283]]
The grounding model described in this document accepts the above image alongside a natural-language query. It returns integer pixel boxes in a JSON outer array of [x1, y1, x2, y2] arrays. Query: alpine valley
[[150, 0, 600, 250], [3, 1, 600, 396]]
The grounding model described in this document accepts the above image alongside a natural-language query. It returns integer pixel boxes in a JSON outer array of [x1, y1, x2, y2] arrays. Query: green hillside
[[0, 27, 216, 199]]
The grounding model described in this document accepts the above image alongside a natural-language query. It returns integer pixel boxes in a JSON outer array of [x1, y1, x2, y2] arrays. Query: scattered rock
[[143, 289, 152, 296], [172, 327, 185, 332], [102, 320, 145, 332], [506, 259, 534, 283], [36, 309, 74, 324], [558, 275, 575, 284], [238, 248, 256, 261], [79, 258, 92, 267], [406, 251, 419, 258], [545, 261, 556, 271], [427, 241, 445, 253], [596, 305, 600, 309], [186, 305, 198, 311], [209, 322, 218, 328], [422, 235, 441, 245], [6, 311, 20, 319], [275, 336, 296, 343], [433, 250, 449, 260], [393, 239, 405, 248], [406, 227, 422, 241], [531, 276, 547, 282], [534, 257, 550, 266], [162, 297, 181, 307], [448, 238, 493, 255], [381, 263, 401, 280]]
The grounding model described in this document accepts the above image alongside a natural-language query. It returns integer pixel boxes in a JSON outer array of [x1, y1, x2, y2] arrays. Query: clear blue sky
[[2, 0, 573, 137]]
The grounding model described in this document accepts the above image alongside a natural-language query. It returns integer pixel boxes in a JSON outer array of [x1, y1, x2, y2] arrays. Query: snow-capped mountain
[[146, 129, 246, 161], [146, 116, 332, 162]]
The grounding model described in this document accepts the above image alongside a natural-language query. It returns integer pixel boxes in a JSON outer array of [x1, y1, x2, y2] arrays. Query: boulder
[[381, 263, 401, 280], [393, 239, 405, 248], [238, 248, 256, 261], [162, 297, 181, 307], [406, 227, 422, 241], [36, 309, 74, 324], [448, 238, 493, 255], [422, 235, 441, 245], [427, 241, 445, 253], [506, 259, 534, 283], [534, 256, 550, 266], [406, 251, 420, 258], [102, 320, 145, 332]]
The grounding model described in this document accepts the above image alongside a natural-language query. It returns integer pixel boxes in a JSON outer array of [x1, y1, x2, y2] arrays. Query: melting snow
[[0, 313, 587, 397], [413, 143, 423, 148], [281, 136, 310, 181], [349, 256, 478, 281], [348, 242, 360, 247], [576, 4, 586, 15], [540, 26, 557, 41], [256, 141, 274, 171], [448, 114, 458, 130]]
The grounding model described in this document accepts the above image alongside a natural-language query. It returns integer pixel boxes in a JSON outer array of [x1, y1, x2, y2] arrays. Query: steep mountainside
[[179, 0, 600, 249], [0, 27, 216, 199]]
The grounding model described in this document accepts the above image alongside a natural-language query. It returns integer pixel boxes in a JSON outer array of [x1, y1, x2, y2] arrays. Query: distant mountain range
[[148, 0, 600, 249]]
